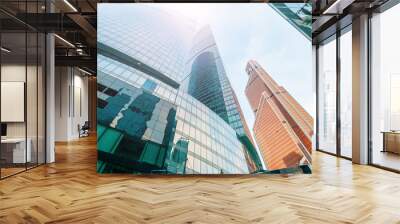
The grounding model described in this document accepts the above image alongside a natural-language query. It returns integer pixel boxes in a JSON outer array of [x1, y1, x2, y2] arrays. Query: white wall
[[55, 66, 69, 141], [1, 63, 46, 163], [1, 65, 40, 137], [1, 65, 26, 139], [71, 72, 89, 138], [55, 67, 89, 141]]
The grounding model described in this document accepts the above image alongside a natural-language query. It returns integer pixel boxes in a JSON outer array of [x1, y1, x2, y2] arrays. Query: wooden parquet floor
[[1, 135, 400, 224]]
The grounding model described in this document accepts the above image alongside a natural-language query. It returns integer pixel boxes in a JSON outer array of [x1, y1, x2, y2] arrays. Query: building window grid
[[99, 55, 179, 105], [101, 19, 187, 81], [99, 16, 251, 174], [175, 121, 245, 170]]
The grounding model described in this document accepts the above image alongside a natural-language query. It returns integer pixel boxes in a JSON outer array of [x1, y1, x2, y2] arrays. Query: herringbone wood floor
[[0, 135, 399, 224]]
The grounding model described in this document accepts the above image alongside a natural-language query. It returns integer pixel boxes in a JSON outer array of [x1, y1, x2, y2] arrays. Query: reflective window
[[318, 37, 337, 154], [142, 79, 157, 92], [371, 6, 400, 171], [0, 2, 46, 179], [340, 29, 352, 158]]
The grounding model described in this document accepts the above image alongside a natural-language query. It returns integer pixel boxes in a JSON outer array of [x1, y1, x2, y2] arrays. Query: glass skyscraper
[[97, 4, 262, 174], [183, 26, 263, 172]]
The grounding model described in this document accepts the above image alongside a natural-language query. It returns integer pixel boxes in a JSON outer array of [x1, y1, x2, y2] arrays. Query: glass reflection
[[318, 37, 337, 154]]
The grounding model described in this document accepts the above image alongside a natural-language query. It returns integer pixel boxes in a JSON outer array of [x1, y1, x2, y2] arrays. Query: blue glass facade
[[98, 4, 194, 82], [269, 3, 312, 40], [184, 26, 264, 171], [97, 5, 261, 174], [188, 51, 229, 123], [97, 75, 178, 173]]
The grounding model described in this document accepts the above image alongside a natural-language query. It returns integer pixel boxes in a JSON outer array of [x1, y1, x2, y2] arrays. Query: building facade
[[184, 26, 263, 172], [245, 60, 313, 170], [97, 4, 261, 174], [269, 3, 312, 40]]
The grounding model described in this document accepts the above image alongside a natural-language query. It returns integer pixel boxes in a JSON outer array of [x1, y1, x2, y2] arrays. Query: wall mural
[[97, 3, 313, 174]]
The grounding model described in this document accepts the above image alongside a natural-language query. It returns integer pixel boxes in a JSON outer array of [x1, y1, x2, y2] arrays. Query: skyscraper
[[96, 4, 262, 174], [184, 26, 263, 172], [245, 60, 313, 170]]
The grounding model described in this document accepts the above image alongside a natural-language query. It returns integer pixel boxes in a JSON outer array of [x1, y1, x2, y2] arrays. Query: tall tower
[[245, 60, 313, 170], [185, 26, 263, 172], [96, 5, 261, 174]]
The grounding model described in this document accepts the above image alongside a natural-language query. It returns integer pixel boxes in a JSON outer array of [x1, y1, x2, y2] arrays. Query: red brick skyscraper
[[245, 60, 313, 170]]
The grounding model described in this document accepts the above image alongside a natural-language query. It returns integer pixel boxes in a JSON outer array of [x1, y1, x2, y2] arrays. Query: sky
[[154, 3, 314, 128]]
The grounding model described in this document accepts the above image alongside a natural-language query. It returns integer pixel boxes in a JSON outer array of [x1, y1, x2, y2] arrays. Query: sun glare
[[154, 3, 217, 27]]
